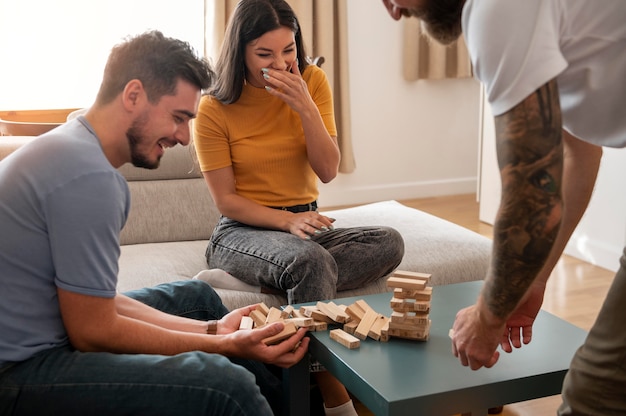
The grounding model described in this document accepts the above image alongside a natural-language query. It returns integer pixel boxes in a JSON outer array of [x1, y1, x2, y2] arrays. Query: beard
[[406, 0, 464, 45], [126, 113, 161, 170]]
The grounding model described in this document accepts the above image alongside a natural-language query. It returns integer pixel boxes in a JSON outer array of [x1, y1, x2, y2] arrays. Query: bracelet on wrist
[[206, 320, 218, 335]]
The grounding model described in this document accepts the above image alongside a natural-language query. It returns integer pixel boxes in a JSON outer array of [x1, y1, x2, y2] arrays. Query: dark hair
[[95, 30, 215, 105], [210, 0, 309, 104]]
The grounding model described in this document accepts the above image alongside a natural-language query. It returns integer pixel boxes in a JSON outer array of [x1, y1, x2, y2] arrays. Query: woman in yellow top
[[194, 1, 404, 414], [194, 0, 404, 308]]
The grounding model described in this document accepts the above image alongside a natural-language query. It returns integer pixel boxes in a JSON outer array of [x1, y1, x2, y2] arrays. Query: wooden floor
[[332, 194, 616, 416]]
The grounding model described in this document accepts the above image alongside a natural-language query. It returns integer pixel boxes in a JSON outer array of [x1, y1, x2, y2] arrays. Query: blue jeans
[[0, 280, 281, 416], [206, 217, 405, 304], [558, 247, 626, 415]]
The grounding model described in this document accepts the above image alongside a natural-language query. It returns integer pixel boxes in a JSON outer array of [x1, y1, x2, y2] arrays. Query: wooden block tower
[[386, 270, 432, 341]]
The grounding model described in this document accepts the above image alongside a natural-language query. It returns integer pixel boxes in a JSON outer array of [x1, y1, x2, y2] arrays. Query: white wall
[[566, 148, 626, 272], [318, 1, 482, 207]]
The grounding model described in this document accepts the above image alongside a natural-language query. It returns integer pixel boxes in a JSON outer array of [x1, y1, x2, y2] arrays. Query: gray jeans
[[206, 217, 405, 304], [558, 247, 626, 415]]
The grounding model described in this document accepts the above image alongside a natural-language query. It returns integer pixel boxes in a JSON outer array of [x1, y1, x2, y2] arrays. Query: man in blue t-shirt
[[0, 30, 308, 416], [381, 0, 626, 414]]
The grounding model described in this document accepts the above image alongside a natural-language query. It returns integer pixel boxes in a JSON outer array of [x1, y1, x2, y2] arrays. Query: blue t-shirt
[[0, 117, 130, 365]]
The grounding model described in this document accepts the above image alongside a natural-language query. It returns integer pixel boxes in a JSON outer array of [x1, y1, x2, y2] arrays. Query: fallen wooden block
[[368, 314, 390, 341], [284, 317, 314, 329], [265, 307, 284, 324], [354, 309, 379, 340], [316, 301, 350, 323], [313, 321, 328, 331], [346, 302, 366, 322], [256, 302, 271, 316], [281, 305, 294, 318], [263, 322, 298, 345], [249, 309, 267, 327], [343, 320, 359, 335], [356, 299, 376, 314], [330, 329, 360, 349], [300, 306, 334, 323], [239, 316, 254, 330]]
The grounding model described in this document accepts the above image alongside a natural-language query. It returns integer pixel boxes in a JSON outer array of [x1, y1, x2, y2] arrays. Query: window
[[0, 0, 204, 110]]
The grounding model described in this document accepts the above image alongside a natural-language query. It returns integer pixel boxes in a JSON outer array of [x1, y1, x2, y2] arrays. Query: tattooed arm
[[497, 106, 602, 352], [451, 79, 601, 370], [486, 79, 564, 321]]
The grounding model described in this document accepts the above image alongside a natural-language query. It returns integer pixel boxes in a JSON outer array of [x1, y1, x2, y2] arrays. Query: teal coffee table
[[283, 281, 588, 416]]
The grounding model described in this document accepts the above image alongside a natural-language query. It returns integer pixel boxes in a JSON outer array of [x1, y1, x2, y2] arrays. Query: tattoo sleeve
[[486, 79, 563, 319]]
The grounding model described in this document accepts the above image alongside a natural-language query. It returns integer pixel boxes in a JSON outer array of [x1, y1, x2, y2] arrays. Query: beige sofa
[[0, 135, 492, 310]]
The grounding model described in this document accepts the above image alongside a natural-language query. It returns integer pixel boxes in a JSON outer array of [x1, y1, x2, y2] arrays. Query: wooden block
[[239, 316, 254, 330], [390, 297, 430, 312], [292, 308, 307, 319], [387, 328, 429, 341], [281, 305, 294, 318], [313, 321, 328, 331], [265, 307, 284, 324], [355, 299, 376, 314], [284, 317, 314, 329], [392, 270, 431, 282], [354, 309, 379, 340], [388, 321, 429, 332], [343, 320, 359, 335], [256, 302, 270, 316], [300, 306, 334, 323], [249, 309, 267, 327], [368, 314, 390, 341], [263, 322, 298, 345], [386, 276, 427, 290], [316, 301, 349, 323], [388, 320, 431, 341], [391, 311, 430, 325], [330, 329, 360, 349], [393, 286, 432, 301], [380, 320, 390, 342], [346, 302, 366, 321]]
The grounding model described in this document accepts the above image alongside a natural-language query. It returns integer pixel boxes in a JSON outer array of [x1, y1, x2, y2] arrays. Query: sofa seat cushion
[[118, 240, 209, 293], [118, 200, 491, 310], [326, 200, 491, 286]]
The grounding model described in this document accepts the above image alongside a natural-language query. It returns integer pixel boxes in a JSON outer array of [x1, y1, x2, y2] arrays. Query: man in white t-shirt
[[382, 0, 626, 414]]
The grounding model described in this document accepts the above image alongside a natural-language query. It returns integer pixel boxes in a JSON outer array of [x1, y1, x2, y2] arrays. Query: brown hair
[[210, 0, 309, 104], [95, 30, 215, 105]]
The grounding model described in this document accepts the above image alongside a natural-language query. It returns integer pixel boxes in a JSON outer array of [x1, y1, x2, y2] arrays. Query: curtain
[[402, 18, 472, 81], [205, 0, 356, 173]]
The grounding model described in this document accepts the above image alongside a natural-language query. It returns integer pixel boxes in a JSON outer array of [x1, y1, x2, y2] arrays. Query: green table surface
[[289, 280, 588, 416]]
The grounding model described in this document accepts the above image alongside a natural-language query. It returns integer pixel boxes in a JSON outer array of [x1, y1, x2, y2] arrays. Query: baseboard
[[565, 235, 621, 273], [318, 177, 477, 208]]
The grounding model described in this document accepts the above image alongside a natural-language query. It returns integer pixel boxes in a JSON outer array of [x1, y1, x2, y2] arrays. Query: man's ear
[[121, 79, 146, 111]]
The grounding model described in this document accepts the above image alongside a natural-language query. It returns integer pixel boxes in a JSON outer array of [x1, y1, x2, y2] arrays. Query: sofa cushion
[[325, 200, 492, 286], [117, 240, 209, 292], [117, 144, 221, 245], [118, 200, 492, 310]]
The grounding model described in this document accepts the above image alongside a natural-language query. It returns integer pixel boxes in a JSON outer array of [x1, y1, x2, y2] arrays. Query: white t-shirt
[[463, 0, 626, 147]]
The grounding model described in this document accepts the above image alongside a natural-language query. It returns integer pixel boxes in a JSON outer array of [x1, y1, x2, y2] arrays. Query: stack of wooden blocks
[[240, 270, 433, 349], [386, 270, 432, 341]]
